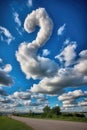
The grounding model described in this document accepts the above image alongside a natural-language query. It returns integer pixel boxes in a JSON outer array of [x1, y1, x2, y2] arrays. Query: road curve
[[11, 116, 87, 130]]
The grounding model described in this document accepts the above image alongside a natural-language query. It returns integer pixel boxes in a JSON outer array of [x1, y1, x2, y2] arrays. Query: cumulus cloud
[[55, 42, 77, 67], [78, 99, 87, 106], [58, 90, 87, 108], [13, 91, 31, 100], [74, 50, 87, 75], [57, 24, 66, 36], [42, 49, 50, 56], [0, 96, 11, 103], [79, 50, 87, 59], [0, 26, 14, 44], [23, 100, 31, 106], [30, 67, 87, 94], [58, 90, 87, 101], [0, 90, 49, 113], [16, 8, 87, 95], [0, 70, 13, 87], [16, 8, 58, 79], [24, 8, 53, 43], [23, 40, 87, 94], [31, 93, 44, 99], [0, 61, 13, 87], [74, 60, 87, 76], [31, 93, 48, 104], [30, 47, 87, 94]]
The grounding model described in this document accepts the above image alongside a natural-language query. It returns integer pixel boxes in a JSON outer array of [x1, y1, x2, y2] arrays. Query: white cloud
[[58, 90, 87, 109], [57, 24, 66, 36], [23, 100, 31, 106], [78, 99, 87, 106], [3, 64, 12, 73], [30, 67, 87, 94], [13, 91, 31, 100], [13, 12, 21, 27], [16, 8, 58, 79], [79, 50, 87, 58], [30, 42, 87, 94], [24, 8, 53, 43], [0, 60, 13, 87], [16, 8, 87, 95], [27, 0, 33, 7], [0, 26, 14, 44], [74, 60, 87, 75], [62, 104, 77, 108], [31, 93, 44, 99], [58, 90, 87, 101], [74, 50, 87, 75], [0, 96, 11, 103], [0, 70, 13, 87], [42, 49, 50, 56], [55, 42, 77, 67], [0, 91, 49, 113]]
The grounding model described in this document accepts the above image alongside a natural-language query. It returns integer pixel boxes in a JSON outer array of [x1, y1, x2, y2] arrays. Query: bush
[[51, 106, 61, 115]]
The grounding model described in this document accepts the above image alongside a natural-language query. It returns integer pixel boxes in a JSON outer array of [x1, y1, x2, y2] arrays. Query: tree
[[43, 106, 61, 118], [51, 106, 61, 115], [28, 110, 34, 117], [43, 106, 51, 113]]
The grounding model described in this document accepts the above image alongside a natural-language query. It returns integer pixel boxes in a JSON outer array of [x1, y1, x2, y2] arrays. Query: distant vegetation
[[0, 116, 33, 130], [13, 106, 87, 122]]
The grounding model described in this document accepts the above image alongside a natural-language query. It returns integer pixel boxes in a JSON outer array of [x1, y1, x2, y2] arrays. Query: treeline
[[28, 106, 61, 118], [42, 106, 61, 118], [13, 106, 86, 119]]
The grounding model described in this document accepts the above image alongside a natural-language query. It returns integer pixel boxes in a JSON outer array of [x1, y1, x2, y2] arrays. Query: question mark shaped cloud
[[16, 8, 58, 79]]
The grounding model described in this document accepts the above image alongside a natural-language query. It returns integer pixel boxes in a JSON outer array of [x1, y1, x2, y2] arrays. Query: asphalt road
[[11, 116, 87, 130]]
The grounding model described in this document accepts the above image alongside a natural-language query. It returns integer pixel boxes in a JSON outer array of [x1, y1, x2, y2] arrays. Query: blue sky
[[0, 0, 87, 113]]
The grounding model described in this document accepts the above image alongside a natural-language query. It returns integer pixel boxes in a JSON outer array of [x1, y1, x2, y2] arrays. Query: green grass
[[0, 116, 33, 130], [29, 116, 87, 122], [19, 114, 87, 122], [54, 116, 87, 122]]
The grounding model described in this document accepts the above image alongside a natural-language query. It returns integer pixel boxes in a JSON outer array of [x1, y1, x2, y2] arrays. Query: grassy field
[[54, 116, 87, 122], [30, 116, 87, 122], [0, 116, 33, 130], [18, 113, 87, 122]]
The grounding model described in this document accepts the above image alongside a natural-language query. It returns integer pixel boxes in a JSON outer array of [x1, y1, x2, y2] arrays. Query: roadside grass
[[17, 114, 87, 122], [0, 116, 33, 130], [30, 116, 87, 122], [54, 116, 87, 122]]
